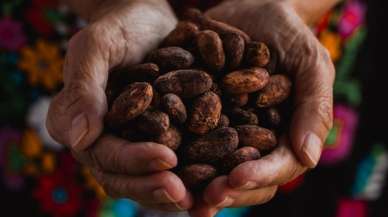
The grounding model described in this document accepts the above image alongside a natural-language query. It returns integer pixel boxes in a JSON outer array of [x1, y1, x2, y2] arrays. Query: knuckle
[[156, 171, 178, 188], [316, 95, 334, 132]]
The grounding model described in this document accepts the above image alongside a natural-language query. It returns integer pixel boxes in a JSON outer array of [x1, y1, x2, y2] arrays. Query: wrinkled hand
[[46, 0, 193, 211], [190, 0, 335, 216]]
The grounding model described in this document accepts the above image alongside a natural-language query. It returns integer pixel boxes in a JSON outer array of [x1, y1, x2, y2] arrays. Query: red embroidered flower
[[25, 0, 58, 36], [34, 171, 82, 217]]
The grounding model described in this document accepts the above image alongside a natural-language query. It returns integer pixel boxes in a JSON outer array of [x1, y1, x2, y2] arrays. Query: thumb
[[46, 28, 111, 151], [290, 46, 335, 168]]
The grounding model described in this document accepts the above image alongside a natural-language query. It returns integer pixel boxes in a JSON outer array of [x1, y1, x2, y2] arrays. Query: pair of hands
[[47, 0, 335, 216]]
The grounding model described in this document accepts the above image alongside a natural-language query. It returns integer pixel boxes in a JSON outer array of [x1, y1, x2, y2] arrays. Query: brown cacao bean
[[147, 47, 194, 71], [236, 125, 277, 151], [217, 114, 230, 128], [196, 30, 225, 71], [227, 93, 249, 107], [245, 42, 270, 67], [136, 110, 170, 136], [188, 91, 222, 135], [163, 21, 199, 47], [222, 67, 270, 94], [161, 93, 187, 124], [187, 127, 239, 163], [256, 74, 292, 107], [155, 126, 181, 150], [179, 164, 217, 189], [154, 69, 213, 98], [222, 32, 245, 70], [221, 146, 261, 173], [106, 82, 153, 126], [229, 108, 259, 125]]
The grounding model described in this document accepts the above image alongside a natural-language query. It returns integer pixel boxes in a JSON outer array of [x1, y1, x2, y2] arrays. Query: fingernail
[[150, 159, 174, 170], [237, 181, 257, 190], [70, 113, 88, 151], [215, 197, 234, 208], [153, 188, 176, 203], [302, 132, 322, 168]]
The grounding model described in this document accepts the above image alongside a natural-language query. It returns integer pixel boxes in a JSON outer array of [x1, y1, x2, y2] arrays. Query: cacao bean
[[154, 69, 213, 98], [245, 42, 270, 67], [187, 127, 239, 163], [222, 32, 245, 70], [188, 91, 222, 135], [227, 93, 249, 107], [161, 93, 187, 124], [136, 110, 170, 136], [196, 30, 225, 71], [236, 125, 277, 151], [106, 82, 153, 126], [147, 47, 194, 71], [256, 74, 292, 107], [163, 21, 199, 47], [155, 126, 181, 151], [229, 108, 259, 125], [179, 164, 217, 189], [217, 114, 230, 128], [221, 146, 261, 173], [222, 67, 270, 94]]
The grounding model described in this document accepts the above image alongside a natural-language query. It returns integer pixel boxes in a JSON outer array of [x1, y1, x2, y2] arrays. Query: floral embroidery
[[18, 39, 63, 90]]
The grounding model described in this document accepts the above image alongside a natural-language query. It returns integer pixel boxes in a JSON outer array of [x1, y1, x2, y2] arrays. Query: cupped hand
[[46, 0, 193, 211], [190, 0, 335, 216]]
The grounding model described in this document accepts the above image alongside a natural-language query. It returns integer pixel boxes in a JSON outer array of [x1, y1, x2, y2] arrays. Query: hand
[[46, 0, 193, 211], [190, 0, 335, 216]]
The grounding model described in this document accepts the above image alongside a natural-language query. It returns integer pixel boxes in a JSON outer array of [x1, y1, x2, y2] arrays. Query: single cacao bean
[[147, 47, 194, 71], [136, 110, 170, 136], [245, 42, 270, 67], [222, 67, 270, 94], [161, 93, 187, 124], [106, 82, 153, 126], [163, 21, 199, 47], [256, 74, 292, 107], [188, 91, 222, 135], [222, 32, 245, 70], [179, 164, 217, 189], [236, 125, 277, 151], [187, 127, 239, 163], [221, 146, 261, 173], [154, 69, 213, 98], [196, 30, 225, 71]]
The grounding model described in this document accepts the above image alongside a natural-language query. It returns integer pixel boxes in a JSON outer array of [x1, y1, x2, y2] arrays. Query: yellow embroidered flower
[[319, 30, 342, 62], [19, 39, 63, 90]]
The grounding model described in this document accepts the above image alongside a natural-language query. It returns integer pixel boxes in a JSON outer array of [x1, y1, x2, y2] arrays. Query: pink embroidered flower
[[320, 105, 358, 165], [0, 18, 26, 51], [338, 0, 365, 39]]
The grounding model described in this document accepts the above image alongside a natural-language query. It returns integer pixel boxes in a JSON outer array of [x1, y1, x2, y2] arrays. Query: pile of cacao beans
[[105, 9, 293, 190]]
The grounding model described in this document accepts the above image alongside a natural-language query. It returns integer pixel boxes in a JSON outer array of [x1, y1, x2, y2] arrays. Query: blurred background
[[0, 0, 387, 217]]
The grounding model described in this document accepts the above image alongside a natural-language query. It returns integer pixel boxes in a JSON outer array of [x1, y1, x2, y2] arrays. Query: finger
[[228, 137, 307, 189], [204, 176, 277, 207], [93, 170, 188, 204], [46, 27, 112, 152], [72, 135, 177, 174], [141, 190, 194, 211], [290, 44, 335, 168]]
